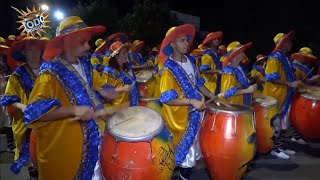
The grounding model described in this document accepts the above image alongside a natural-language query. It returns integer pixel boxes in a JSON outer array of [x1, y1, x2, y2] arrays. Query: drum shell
[[253, 103, 277, 154], [100, 127, 175, 180], [138, 76, 156, 98], [29, 130, 37, 169], [200, 109, 255, 180], [290, 93, 320, 139]]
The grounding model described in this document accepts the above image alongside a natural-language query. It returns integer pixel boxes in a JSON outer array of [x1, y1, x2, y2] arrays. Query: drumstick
[[69, 102, 130, 121], [302, 67, 314, 82]]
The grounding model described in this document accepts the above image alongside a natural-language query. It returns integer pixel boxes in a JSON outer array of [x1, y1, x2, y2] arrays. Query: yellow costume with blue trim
[[24, 58, 109, 180], [200, 49, 222, 95]]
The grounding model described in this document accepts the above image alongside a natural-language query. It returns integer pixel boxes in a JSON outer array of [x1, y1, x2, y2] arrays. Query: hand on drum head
[[94, 102, 130, 119], [247, 84, 258, 93], [71, 106, 96, 121], [123, 84, 133, 92], [190, 99, 206, 111], [288, 80, 302, 88]]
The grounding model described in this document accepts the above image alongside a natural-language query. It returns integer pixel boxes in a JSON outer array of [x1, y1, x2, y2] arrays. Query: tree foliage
[[119, 0, 177, 48]]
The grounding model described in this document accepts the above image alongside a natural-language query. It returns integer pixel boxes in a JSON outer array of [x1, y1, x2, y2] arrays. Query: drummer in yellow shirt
[[219, 41, 257, 106], [23, 16, 118, 180], [290, 47, 320, 84], [250, 54, 267, 94], [158, 24, 222, 180], [263, 31, 307, 160]]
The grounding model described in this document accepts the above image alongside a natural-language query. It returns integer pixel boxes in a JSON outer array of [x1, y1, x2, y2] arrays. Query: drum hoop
[[139, 98, 160, 102], [106, 107, 164, 142], [206, 103, 253, 116], [135, 70, 154, 83], [301, 93, 320, 100], [252, 101, 277, 107]]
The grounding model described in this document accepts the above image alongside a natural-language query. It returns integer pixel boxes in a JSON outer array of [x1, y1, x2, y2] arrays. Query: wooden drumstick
[[69, 102, 130, 121], [302, 67, 314, 82]]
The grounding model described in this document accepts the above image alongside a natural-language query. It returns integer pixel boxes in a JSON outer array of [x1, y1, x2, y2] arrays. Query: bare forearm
[[199, 86, 216, 99], [165, 98, 191, 106], [12, 102, 25, 111], [272, 79, 289, 86], [39, 106, 75, 122]]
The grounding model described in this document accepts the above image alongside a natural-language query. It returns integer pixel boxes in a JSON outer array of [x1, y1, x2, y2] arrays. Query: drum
[[200, 103, 256, 180], [29, 130, 37, 169], [139, 98, 162, 114], [135, 70, 156, 98], [100, 106, 175, 180], [253, 95, 278, 154], [290, 91, 320, 139]]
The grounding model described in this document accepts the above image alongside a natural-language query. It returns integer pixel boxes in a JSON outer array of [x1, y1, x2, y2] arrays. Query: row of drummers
[[87, 30, 320, 180]]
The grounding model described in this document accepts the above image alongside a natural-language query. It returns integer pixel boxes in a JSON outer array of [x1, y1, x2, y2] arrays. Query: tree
[[119, 0, 178, 49]]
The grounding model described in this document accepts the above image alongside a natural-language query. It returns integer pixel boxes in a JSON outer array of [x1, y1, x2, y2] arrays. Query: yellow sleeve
[[92, 69, 109, 90], [3, 74, 22, 100], [90, 57, 100, 68], [160, 69, 179, 103], [251, 69, 260, 78], [102, 56, 109, 66], [200, 54, 215, 72], [220, 73, 243, 104], [265, 58, 281, 81], [25, 74, 64, 128], [101, 73, 122, 88]]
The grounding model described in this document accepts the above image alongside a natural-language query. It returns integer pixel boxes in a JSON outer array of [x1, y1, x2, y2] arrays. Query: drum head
[[135, 70, 153, 82], [107, 106, 164, 142], [254, 96, 277, 107], [206, 103, 253, 115], [301, 91, 320, 100]]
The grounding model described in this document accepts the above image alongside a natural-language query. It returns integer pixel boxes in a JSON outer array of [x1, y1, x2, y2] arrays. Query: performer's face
[[65, 35, 90, 57], [172, 35, 189, 54], [23, 45, 41, 62], [116, 49, 128, 64], [282, 40, 293, 53], [211, 37, 221, 47]]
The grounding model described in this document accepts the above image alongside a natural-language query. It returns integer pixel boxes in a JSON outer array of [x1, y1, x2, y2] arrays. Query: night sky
[[1, 0, 320, 57]]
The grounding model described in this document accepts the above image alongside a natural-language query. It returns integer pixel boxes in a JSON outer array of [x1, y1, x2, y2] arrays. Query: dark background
[[1, 0, 320, 58]]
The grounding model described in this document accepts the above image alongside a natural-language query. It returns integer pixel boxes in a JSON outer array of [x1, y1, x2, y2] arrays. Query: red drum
[[200, 103, 256, 180], [290, 91, 320, 139], [100, 106, 175, 180], [253, 95, 278, 154], [139, 97, 162, 114], [135, 70, 156, 98], [29, 130, 37, 169]]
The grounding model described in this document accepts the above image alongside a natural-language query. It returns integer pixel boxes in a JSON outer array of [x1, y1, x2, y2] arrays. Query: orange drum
[[200, 103, 256, 180], [253, 95, 278, 154], [29, 130, 37, 169], [290, 91, 320, 139], [135, 70, 156, 98], [100, 106, 175, 180], [139, 97, 162, 114]]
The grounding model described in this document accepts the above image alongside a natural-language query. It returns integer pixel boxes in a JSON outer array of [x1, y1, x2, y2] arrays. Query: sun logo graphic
[[11, 6, 51, 37]]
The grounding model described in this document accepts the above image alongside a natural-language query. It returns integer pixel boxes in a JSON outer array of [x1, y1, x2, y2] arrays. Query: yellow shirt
[[263, 52, 296, 107], [0, 64, 36, 161], [220, 65, 251, 106], [159, 57, 205, 165], [101, 66, 139, 106], [24, 58, 107, 180], [200, 50, 222, 95]]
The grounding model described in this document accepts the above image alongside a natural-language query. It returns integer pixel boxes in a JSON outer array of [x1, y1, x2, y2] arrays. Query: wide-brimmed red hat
[[272, 31, 294, 53], [256, 54, 267, 62], [95, 32, 129, 54], [0, 37, 9, 55], [5, 35, 17, 47], [6, 37, 49, 71], [201, 31, 223, 49], [109, 41, 132, 58], [43, 16, 105, 60], [291, 47, 317, 62], [130, 40, 145, 52], [221, 41, 252, 68], [158, 24, 196, 63]]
